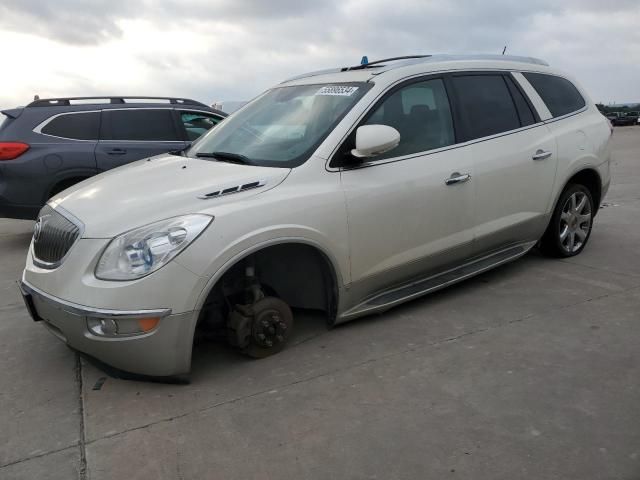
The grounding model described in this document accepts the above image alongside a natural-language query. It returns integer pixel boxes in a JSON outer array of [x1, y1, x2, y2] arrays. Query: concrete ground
[[1, 128, 639, 480]]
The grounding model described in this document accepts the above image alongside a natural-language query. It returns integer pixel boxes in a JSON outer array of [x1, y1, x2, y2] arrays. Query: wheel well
[[566, 169, 602, 209], [49, 176, 90, 198], [200, 243, 339, 329]]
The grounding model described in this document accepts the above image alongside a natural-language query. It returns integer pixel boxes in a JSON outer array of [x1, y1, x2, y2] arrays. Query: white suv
[[20, 55, 611, 379]]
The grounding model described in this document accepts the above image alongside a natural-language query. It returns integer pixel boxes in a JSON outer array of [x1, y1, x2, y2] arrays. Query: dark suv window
[[452, 75, 521, 141], [363, 78, 455, 159], [179, 111, 221, 141], [523, 73, 586, 118], [41, 112, 100, 140], [102, 109, 179, 141]]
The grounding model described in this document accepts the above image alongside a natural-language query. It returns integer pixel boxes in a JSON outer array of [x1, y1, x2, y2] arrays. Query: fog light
[[87, 318, 118, 336], [87, 316, 161, 337]]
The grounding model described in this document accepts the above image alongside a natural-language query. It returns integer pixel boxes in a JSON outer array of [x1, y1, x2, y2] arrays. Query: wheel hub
[[569, 214, 578, 230], [252, 309, 288, 348]]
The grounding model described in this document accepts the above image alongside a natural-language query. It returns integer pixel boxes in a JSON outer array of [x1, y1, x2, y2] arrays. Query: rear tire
[[540, 183, 594, 258]]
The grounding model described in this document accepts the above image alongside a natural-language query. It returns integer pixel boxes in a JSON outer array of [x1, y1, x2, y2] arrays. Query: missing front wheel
[[227, 297, 294, 358]]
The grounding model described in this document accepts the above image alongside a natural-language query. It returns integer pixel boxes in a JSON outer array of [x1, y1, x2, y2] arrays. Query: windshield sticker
[[315, 86, 359, 97]]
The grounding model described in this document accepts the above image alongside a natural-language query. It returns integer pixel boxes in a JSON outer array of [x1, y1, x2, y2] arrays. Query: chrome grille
[[32, 206, 81, 268]]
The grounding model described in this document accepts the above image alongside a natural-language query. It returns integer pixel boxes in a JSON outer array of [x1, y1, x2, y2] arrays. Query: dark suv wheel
[[540, 183, 594, 257], [49, 177, 87, 199]]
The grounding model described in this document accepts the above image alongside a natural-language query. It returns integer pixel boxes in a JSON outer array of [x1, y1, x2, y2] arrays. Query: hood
[[49, 154, 290, 238]]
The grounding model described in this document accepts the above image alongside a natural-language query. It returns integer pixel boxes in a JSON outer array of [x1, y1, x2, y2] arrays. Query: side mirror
[[351, 124, 400, 158]]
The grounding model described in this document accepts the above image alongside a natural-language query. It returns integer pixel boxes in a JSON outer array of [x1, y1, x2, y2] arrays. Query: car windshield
[[188, 83, 371, 167]]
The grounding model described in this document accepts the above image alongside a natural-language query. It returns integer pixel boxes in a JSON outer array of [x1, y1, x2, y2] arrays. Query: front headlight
[[95, 215, 212, 281]]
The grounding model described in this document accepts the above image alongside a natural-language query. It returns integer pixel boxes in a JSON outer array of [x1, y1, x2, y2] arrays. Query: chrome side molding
[[339, 241, 537, 320]]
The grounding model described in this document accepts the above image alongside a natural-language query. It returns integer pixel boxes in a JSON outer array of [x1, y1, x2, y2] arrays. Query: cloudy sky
[[0, 0, 638, 110]]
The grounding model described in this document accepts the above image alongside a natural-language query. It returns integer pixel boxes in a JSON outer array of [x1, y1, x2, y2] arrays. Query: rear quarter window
[[41, 112, 100, 140], [523, 73, 586, 118]]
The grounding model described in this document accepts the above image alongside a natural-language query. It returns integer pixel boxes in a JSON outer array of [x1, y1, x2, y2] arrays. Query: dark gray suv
[[0, 96, 226, 219]]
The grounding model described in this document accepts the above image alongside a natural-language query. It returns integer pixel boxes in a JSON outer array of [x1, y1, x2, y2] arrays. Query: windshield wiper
[[195, 151, 254, 165]]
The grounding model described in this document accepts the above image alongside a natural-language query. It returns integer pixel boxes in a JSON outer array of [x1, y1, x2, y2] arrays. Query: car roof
[[280, 54, 554, 87]]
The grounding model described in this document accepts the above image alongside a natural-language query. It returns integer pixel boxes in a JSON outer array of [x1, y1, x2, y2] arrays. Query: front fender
[[188, 234, 346, 313]]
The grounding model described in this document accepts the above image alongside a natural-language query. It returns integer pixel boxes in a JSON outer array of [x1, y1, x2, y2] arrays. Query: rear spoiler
[[1, 108, 24, 119]]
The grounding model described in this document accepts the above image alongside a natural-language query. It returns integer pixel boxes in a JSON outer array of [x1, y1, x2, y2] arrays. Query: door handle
[[107, 148, 127, 156], [445, 172, 471, 186], [532, 149, 552, 161]]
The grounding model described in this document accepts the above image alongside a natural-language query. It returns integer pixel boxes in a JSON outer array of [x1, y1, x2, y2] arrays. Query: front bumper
[[20, 280, 198, 377]]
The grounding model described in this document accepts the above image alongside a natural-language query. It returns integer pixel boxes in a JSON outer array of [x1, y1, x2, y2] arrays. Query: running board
[[339, 241, 536, 320]]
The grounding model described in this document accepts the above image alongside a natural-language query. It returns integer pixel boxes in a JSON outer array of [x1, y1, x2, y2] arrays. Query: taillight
[[0, 142, 30, 160]]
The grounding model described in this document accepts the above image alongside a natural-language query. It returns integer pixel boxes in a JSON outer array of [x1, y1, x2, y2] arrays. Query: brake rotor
[[244, 297, 293, 358]]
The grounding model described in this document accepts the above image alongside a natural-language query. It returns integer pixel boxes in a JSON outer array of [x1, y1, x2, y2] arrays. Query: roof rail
[[341, 55, 432, 71], [281, 56, 431, 83], [27, 96, 209, 108], [426, 54, 549, 66], [282, 54, 549, 84]]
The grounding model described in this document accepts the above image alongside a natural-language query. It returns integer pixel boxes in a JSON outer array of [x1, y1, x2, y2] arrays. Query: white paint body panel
[[470, 124, 558, 250], [341, 148, 475, 284], [48, 155, 291, 238]]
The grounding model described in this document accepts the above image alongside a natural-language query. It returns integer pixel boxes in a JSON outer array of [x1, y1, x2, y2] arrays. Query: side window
[[41, 112, 100, 140], [523, 72, 586, 118], [363, 78, 454, 159], [179, 111, 222, 141], [451, 75, 521, 141], [102, 109, 179, 141], [505, 75, 536, 127]]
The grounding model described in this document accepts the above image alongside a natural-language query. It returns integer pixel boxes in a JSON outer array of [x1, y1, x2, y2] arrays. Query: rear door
[[447, 72, 557, 254], [95, 108, 186, 171], [34, 110, 101, 201]]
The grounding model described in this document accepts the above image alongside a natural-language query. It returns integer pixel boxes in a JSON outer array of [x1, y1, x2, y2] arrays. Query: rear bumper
[[20, 280, 198, 377]]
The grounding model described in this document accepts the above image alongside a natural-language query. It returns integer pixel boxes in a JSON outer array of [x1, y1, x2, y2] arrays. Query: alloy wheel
[[559, 191, 592, 253]]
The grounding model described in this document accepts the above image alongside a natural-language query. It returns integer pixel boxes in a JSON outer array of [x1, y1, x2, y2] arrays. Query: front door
[[339, 77, 475, 297], [96, 108, 186, 171]]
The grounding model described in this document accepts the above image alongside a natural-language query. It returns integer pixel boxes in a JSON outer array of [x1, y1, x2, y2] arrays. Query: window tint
[[179, 111, 221, 141], [364, 78, 454, 159], [505, 75, 536, 126], [523, 73, 586, 118], [452, 75, 521, 141], [103, 109, 179, 141], [41, 112, 100, 140]]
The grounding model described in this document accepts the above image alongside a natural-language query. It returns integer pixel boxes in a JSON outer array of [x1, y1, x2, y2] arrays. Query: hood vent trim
[[198, 180, 266, 200]]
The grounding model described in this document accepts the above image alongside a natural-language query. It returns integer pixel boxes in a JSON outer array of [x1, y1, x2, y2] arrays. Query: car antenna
[[502, 45, 507, 55]]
